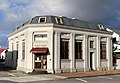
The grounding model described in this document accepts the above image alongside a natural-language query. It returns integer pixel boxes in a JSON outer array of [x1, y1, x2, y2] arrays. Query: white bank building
[[8, 15, 113, 73]]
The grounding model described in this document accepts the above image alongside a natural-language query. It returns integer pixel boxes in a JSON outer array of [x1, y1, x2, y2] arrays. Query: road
[[0, 64, 120, 83], [34, 75, 120, 83]]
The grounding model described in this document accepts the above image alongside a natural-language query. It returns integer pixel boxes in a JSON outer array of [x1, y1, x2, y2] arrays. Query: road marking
[[76, 78, 88, 83], [98, 76, 113, 80]]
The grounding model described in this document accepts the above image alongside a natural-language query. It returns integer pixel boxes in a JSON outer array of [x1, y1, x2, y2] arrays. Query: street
[[35, 75, 120, 83], [1, 64, 120, 83]]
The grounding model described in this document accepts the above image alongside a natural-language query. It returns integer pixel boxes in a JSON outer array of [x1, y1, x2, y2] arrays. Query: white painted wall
[[8, 24, 113, 73]]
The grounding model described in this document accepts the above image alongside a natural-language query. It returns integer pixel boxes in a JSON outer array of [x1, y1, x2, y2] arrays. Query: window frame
[[22, 40, 25, 59], [55, 17, 63, 24], [100, 41, 106, 59], [38, 17, 46, 23], [75, 40, 83, 59], [90, 41, 94, 48], [34, 34, 47, 41], [60, 39, 69, 59]]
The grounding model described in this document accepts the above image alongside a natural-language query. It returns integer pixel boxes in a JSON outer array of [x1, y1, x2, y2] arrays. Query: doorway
[[34, 53, 47, 70], [90, 52, 94, 70]]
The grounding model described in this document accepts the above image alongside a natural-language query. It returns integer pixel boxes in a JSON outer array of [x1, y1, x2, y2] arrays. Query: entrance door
[[90, 52, 94, 70], [34, 54, 47, 70]]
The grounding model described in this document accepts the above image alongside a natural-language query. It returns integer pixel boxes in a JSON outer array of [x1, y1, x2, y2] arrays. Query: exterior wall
[[116, 59, 120, 69], [8, 24, 113, 73], [5, 51, 12, 67], [75, 59, 84, 72], [53, 26, 113, 73], [5, 51, 17, 69], [8, 24, 54, 73]]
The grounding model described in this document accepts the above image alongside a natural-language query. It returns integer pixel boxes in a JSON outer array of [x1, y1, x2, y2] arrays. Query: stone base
[[54, 69, 62, 73], [47, 69, 54, 74], [17, 67, 33, 73], [61, 68, 70, 73], [76, 68, 84, 72], [71, 68, 77, 72], [84, 68, 90, 72]]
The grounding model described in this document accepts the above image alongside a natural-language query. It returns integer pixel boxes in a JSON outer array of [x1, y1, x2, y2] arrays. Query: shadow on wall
[[5, 51, 18, 70]]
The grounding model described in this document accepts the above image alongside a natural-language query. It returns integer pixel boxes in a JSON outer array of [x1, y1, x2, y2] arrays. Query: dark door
[[90, 52, 93, 70], [34, 54, 47, 70]]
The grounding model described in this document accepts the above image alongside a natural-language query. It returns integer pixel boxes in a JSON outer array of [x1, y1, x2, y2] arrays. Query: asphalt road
[[1, 64, 120, 83], [0, 80, 16, 83], [35, 75, 120, 83]]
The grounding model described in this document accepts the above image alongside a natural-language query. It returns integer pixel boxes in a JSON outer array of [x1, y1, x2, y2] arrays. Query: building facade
[[8, 16, 113, 73], [107, 28, 120, 69]]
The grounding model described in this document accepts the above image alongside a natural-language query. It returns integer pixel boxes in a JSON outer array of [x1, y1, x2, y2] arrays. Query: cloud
[[0, 0, 120, 47]]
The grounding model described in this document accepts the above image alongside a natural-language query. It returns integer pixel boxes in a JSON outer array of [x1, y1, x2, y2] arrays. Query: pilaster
[[107, 37, 113, 70], [96, 36, 101, 70], [54, 31, 61, 73], [83, 35, 89, 71], [69, 33, 76, 72]]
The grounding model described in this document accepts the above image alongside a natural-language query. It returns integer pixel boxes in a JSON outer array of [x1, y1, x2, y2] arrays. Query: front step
[[30, 69, 47, 75]]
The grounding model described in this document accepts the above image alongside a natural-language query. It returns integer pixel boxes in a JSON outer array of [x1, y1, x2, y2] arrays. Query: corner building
[[8, 16, 113, 73]]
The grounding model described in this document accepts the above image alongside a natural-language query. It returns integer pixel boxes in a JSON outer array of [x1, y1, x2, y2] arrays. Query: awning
[[30, 48, 48, 54]]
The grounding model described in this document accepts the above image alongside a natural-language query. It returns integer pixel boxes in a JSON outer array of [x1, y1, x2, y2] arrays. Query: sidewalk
[[0, 74, 66, 83], [55, 69, 120, 78], [1, 69, 120, 82]]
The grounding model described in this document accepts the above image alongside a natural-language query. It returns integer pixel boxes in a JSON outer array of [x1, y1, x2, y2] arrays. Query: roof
[[0, 48, 8, 55], [15, 15, 106, 31], [112, 29, 120, 36]]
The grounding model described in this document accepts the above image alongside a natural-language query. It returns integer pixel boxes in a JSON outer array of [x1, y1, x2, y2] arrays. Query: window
[[12, 43, 14, 51], [112, 38, 116, 43], [22, 41, 25, 59], [100, 41, 106, 59], [38, 17, 46, 23], [34, 34, 47, 41], [75, 41, 83, 59], [90, 41, 94, 48], [60, 39, 69, 59], [55, 17, 63, 24], [16, 42, 18, 50], [98, 24, 105, 30]]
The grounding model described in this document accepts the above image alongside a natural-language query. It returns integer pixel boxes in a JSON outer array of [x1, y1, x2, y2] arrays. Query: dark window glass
[[22, 42, 25, 59], [90, 41, 94, 48], [100, 41, 106, 59], [60, 40, 69, 59], [75, 41, 83, 59], [40, 18, 46, 23], [56, 18, 63, 24]]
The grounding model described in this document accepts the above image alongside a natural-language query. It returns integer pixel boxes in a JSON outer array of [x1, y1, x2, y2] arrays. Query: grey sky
[[0, 0, 120, 47]]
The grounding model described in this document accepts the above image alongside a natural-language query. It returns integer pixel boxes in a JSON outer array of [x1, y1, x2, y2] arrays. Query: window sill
[[75, 59, 84, 61], [101, 59, 108, 61], [61, 59, 71, 61], [90, 48, 96, 49]]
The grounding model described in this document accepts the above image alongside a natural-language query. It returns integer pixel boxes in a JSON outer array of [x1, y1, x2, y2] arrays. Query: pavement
[[56, 69, 120, 78], [1, 63, 120, 82], [1, 69, 120, 82], [0, 73, 66, 83]]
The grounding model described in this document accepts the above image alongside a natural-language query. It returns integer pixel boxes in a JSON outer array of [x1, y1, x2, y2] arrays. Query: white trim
[[38, 17, 46, 23]]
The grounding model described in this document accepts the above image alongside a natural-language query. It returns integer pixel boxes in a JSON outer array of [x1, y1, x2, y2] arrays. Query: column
[[70, 33, 76, 72], [96, 36, 101, 70], [107, 37, 113, 70], [26, 31, 33, 73], [83, 35, 89, 71], [54, 31, 61, 73], [47, 31, 54, 74], [17, 35, 22, 70]]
